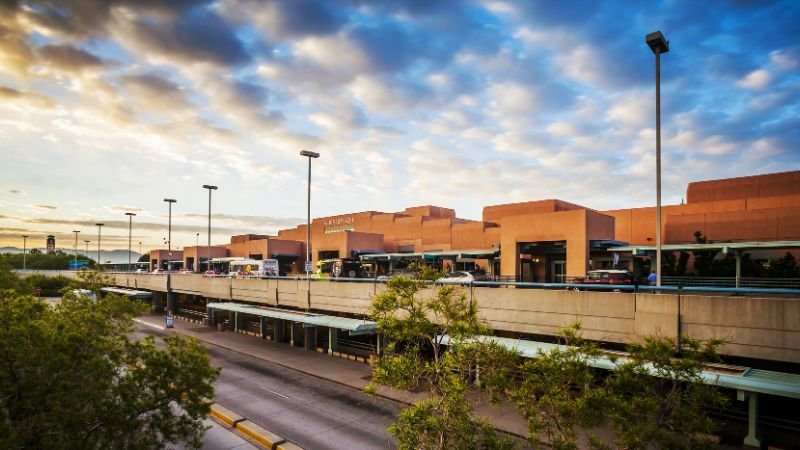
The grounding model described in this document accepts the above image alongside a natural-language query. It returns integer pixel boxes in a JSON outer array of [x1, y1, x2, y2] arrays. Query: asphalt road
[[134, 324, 399, 450]]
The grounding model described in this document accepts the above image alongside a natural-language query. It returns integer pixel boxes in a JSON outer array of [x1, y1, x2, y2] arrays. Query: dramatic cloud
[[0, 0, 797, 248]]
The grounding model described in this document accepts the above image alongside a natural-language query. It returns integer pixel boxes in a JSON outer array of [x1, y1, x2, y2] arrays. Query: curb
[[209, 404, 303, 450]]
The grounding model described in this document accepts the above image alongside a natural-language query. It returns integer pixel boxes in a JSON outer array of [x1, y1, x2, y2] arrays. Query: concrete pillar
[[260, 317, 265, 339], [166, 292, 176, 315], [151, 292, 162, 313], [735, 251, 742, 289], [290, 321, 295, 346], [304, 326, 316, 351], [328, 328, 334, 354], [739, 390, 761, 447]]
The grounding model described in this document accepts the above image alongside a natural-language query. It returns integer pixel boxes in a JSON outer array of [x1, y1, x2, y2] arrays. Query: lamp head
[[300, 150, 320, 158], [646, 31, 669, 54], [163, 198, 177, 203], [95, 223, 104, 227], [125, 212, 136, 217], [202, 184, 218, 190]]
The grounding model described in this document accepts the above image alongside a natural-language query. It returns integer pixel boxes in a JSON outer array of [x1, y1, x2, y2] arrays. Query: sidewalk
[[136, 313, 528, 438]]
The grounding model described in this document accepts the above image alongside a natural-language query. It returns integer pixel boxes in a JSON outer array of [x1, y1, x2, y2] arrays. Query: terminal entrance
[[518, 241, 567, 283]]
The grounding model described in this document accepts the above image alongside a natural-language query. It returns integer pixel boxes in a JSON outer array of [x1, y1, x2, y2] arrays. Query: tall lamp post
[[72, 230, 80, 270], [300, 150, 320, 309], [163, 199, 176, 270], [195, 232, 200, 272], [125, 212, 136, 272], [95, 223, 104, 267], [202, 185, 217, 273], [646, 30, 669, 287], [84, 240, 90, 258], [22, 235, 28, 271]]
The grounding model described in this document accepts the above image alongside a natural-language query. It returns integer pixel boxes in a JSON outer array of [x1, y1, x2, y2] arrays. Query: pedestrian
[[647, 270, 657, 285]]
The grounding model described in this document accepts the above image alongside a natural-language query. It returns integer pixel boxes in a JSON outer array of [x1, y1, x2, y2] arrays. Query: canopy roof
[[609, 240, 800, 253], [100, 287, 153, 299], [438, 334, 800, 399], [207, 302, 376, 334]]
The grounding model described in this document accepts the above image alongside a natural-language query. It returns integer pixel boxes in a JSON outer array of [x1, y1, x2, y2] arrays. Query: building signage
[[324, 216, 355, 234]]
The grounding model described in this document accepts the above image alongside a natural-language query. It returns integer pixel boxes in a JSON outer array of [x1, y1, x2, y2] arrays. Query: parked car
[[436, 271, 488, 285], [203, 270, 220, 276], [569, 269, 634, 290], [376, 269, 418, 282], [177, 269, 193, 274]]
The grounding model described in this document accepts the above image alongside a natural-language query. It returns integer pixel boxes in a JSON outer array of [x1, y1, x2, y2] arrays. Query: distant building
[[46, 235, 55, 254], [170, 170, 800, 280]]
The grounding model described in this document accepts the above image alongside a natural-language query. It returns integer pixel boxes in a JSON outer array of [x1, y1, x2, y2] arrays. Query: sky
[[0, 0, 798, 253]]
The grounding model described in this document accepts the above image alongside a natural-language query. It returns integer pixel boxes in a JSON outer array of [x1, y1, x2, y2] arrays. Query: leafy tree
[[0, 252, 96, 270], [0, 261, 31, 293], [0, 290, 220, 449], [367, 276, 517, 449], [604, 336, 727, 449], [767, 252, 799, 278], [510, 324, 608, 450], [139, 252, 150, 263], [22, 273, 74, 296]]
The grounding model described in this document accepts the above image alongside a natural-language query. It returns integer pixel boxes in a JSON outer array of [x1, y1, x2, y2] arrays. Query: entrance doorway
[[552, 260, 566, 283]]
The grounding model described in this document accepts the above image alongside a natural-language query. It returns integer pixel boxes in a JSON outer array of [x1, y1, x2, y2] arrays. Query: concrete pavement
[[135, 313, 529, 438]]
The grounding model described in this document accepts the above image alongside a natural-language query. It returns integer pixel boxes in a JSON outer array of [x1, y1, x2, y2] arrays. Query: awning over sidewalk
[[207, 302, 377, 335], [608, 240, 800, 253], [360, 249, 497, 261], [437, 334, 800, 399], [101, 287, 153, 299]]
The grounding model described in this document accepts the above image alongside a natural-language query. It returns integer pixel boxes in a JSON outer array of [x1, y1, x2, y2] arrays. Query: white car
[[436, 271, 477, 285]]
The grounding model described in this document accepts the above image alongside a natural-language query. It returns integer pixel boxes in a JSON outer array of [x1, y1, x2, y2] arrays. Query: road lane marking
[[133, 318, 166, 331], [258, 386, 289, 399]]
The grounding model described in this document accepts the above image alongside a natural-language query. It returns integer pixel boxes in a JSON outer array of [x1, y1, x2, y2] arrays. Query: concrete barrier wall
[[56, 272, 799, 363], [474, 288, 636, 343], [681, 295, 800, 362]]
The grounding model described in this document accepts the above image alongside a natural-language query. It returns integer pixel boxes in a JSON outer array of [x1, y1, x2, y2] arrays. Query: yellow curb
[[277, 442, 305, 450], [209, 403, 244, 427], [236, 420, 285, 449]]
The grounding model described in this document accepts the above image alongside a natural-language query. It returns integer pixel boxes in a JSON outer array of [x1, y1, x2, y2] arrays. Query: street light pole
[[125, 212, 136, 272], [646, 31, 669, 288], [84, 240, 90, 258], [72, 230, 80, 270], [300, 150, 320, 310], [95, 223, 104, 267], [202, 185, 217, 273], [195, 232, 199, 272], [163, 199, 176, 270], [22, 235, 28, 271]]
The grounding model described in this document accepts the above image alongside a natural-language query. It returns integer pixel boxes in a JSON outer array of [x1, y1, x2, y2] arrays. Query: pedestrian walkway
[[136, 313, 528, 438]]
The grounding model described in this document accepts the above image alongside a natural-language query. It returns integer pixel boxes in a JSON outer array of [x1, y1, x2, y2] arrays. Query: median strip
[[208, 403, 304, 450]]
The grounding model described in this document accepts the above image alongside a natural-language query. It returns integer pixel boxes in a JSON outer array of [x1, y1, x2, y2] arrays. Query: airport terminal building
[[166, 170, 799, 281]]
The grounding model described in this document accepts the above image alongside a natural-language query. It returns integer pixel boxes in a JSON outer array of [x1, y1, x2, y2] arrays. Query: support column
[[151, 292, 162, 313], [260, 317, 265, 339], [290, 321, 295, 347], [166, 274, 176, 315], [735, 251, 742, 289], [738, 390, 761, 447], [328, 328, 334, 354]]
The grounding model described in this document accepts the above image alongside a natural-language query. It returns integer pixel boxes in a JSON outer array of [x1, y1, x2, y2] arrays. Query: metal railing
[[663, 276, 800, 289]]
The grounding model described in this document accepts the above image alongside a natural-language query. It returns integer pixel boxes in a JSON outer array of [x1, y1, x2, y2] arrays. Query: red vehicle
[[569, 269, 634, 290]]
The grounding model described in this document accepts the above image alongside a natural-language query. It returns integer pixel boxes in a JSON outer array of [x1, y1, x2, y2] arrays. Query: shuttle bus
[[229, 259, 279, 278]]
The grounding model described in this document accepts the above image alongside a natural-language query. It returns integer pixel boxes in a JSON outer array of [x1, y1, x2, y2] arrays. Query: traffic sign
[[304, 261, 313, 272]]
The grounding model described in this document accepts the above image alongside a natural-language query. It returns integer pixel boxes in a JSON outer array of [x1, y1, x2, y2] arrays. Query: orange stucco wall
[[687, 171, 800, 203]]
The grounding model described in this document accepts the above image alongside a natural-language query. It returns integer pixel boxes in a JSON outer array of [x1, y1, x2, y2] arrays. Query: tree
[[604, 336, 727, 449], [367, 276, 517, 449], [510, 324, 608, 450], [0, 290, 220, 449], [139, 252, 150, 263]]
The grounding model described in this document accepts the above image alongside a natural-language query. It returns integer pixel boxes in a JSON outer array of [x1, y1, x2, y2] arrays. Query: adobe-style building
[[172, 170, 799, 280]]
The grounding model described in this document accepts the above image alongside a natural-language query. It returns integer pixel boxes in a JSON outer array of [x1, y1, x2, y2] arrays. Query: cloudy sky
[[0, 0, 798, 252]]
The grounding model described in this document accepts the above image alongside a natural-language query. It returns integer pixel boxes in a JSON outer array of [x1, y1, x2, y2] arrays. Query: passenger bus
[[228, 259, 279, 278]]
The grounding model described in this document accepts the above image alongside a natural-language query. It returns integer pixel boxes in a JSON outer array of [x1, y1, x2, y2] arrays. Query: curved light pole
[[72, 230, 80, 270], [95, 223, 104, 266], [22, 235, 28, 270], [300, 150, 320, 310], [164, 199, 176, 270], [125, 212, 136, 272], [646, 31, 669, 287], [202, 185, 217, 273]]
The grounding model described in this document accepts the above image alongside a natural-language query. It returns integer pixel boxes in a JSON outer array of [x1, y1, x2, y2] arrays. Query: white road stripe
[[133, 318, 166, 331], [258, 386, 290, 399]]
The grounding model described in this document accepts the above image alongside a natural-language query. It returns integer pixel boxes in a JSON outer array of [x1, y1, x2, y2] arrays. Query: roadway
[[134, 324, 399, 450]]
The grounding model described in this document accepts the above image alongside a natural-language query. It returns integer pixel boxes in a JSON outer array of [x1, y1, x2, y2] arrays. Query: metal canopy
[[608, 240, 800, 253], [100, 287, 153, 299], [207, 302, 377, 334], [360, 249, 497, 261], [437, 334, 800, 399]]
